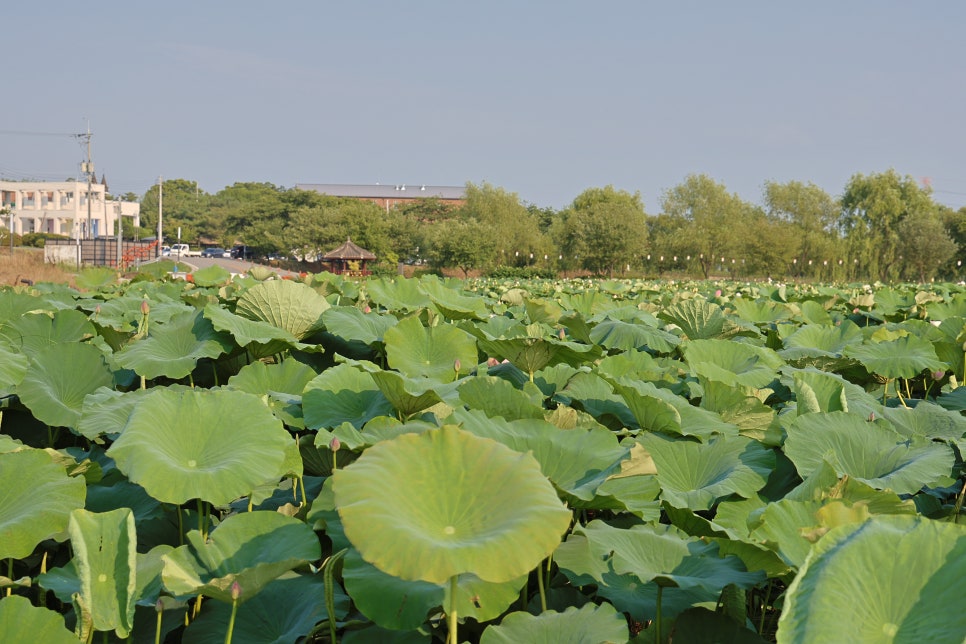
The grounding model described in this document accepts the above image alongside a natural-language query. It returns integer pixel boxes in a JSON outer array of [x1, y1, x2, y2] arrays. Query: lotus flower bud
[[156, 598, 163, 613], [364, 306, 372, 313], [853, 308, 860, 314], [231, 580, 242, 601], [868, 412, 875, 422], [141, 300, 150, 315], [714, 289, 722, 297], [329, 437, 341, 452], [932, 370, 945, 381], [454, 359, 461, 373], [487, 357, 500, 367], [558, 328, 566, 340]]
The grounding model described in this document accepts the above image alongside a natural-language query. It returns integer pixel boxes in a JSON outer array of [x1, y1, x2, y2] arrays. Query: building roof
[[296, 183, 466, 200], [322, 238, 377, 260]]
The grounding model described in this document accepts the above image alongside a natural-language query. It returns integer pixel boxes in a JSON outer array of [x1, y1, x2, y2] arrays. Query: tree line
[[131, 170, 966, 282]]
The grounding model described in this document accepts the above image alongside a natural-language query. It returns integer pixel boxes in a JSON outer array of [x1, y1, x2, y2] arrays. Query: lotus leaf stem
[[951, 479, 966, 524], [447, 575, 459, 644], [544, 555, 553, 597], [758, 579, 773, 634], [154, 600, 163, 644], [4, 558, 10, 597], [654, 585, 663, 643], [904, 378, 912, 401], [224, 597, 238, 644], [323, 548, 347, 644], [536, 560, 547, 612]]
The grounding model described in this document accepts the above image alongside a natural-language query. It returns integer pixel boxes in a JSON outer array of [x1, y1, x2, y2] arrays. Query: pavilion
[[321, 238, 376, 276]]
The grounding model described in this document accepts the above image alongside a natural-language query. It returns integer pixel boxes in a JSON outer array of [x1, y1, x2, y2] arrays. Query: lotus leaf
[[107, 388, 294, 505], [203, 303, 305, 351], [161, 511, 321, 603], [613, 379, 738, 440], [235, 279, 330, 339], [777, 515, 966, 643], [384, 316, 478, 382], [480, 602, 629, 644], [683, 339, 785, 389], [68, 508, 137, 637], [17, 342, 114, 428], [333, 425, 571, 584], [589, 318, 681, 354], [114, 309, 234, 380], [0, 449, 86, 560], [457, 376, 546, 420], [0, 290, 48, 325], [659, 298, 742, 340], [0, 309, 94, 359], [638, 433, 774, 510], [417, 276, 489, 320], [189, 264, 231, 286], [843, 334, 946, 379], [322, 305, 398, 346], [0, 344, 28, 394], [303, 363, 394, 429], [478, 335, 601, 380], [784, 411, 955, 494], [0, 596, 78, 644]]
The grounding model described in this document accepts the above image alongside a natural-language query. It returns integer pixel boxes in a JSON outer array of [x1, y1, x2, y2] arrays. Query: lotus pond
[[0, 267, 965, 643]]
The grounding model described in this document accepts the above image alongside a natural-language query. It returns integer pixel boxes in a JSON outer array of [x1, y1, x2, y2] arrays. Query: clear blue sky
[[3, 1, 965, 213]]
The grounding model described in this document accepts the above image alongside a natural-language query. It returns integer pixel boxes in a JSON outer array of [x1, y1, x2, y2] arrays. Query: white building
[[1, 180, 140, 239]]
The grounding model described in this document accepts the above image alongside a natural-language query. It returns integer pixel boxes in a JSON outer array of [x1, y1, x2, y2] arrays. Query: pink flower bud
[[558, 328, 566, 340], [141, 300, 150, 315], [454, 359, 461, 373], [932, 370, 945, 381], [714, 289, 722, 297], [364, 306, 371, 313], [487, 357, 500, 367], [868, 412, 875, 422], [853, 308, 860, 314], [231, 580, 242, 601], [329, 437, 341, 452]]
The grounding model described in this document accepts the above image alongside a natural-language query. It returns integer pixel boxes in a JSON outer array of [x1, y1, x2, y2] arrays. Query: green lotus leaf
[[0, 309, 95, 359], [227, 359, 318, 427], [303, 363, 394, 429], [591, 474, 663, 521], [0, 449, 86, 560], [844, 334, 946, 380], [68, 508, 137, 637], [182, 573, 348, 644], [698, 378, 779, 444], [557, 290, 621, 316], [114, 309, 234, 380], [417, 276, 489, 320], [559, 372, 638, 430], [0, 290, 48, 325], [658, 298, 742, 340], [17, 342, 114, 428], [777, 515, 966, 643], [0, 344, 28, 395], [367, 368, 448, 419], [384, 316, 478, 382], [731, 298, 794, 325], [452, 408, 628, 501], [524, 297, 563, 324], [0, 596, 78, 644], [589, 318, 681, 354], [74, 266, 118, 290], [612, 379, 738, 440], [478, 335, 601, 379], [779, 320, 865, 363], [638, 433, 774, 510], [190, 264, 231, 286], [334, 425, 571, 584], [203, 303, 304, 350], [481, 602, 629, 644], [670, 606, 769, 644], [682, 339, 785, 389], [457, 376, 546, 421], [235, 279, 330, 339], [366, 276, 433, 312], [322, 305, 398, 346], [107, 388, 294, 505], [161, 511, 321, 603], [881, 401, 966, 453], [85, 479, 165, 524], [784, 411, 955, 494]]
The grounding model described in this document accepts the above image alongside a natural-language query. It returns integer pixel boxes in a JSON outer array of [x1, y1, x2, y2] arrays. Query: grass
[[0, 247, 77, 287]]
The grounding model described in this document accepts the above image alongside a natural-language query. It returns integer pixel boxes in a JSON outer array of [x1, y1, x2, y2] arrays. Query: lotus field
[[1, 266, 966, 643]]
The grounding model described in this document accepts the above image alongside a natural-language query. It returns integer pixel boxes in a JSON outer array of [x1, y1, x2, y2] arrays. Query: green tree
[[139, 179, 211, 244], [763, 180, 840, 276], [552, 186, 648, 277], [660, 174, 749, 279], [459, 182, 546, 268], [428, 218, 496, 277], [839, 170, 936, 281], [898, 211, 958, 282]]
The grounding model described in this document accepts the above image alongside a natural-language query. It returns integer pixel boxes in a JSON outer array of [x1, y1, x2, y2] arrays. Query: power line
[[0, 129, 87, 138]]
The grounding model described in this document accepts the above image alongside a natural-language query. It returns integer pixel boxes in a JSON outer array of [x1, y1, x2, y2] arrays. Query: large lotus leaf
[[107, 388, 293, 505], [417, 276, 489, 320], [670, 606, 769, 644], [367, 368, 449, 419], [235, 279, 330, 340], [777, 515, 966, 643], [480, 602, 629, 644], [612, 379, 738, 440], [228, 359, 318, 427], [366, 277, 434, 312], [17, 342, 114, 429], [638, 433, 774, 510], [384, 316, 478, 382], [589, 318, 680, 354], [0, 290, 48, 325], [344, 549, 525, 629], [682, 339, 785, 389], [114, 309, 234, 380], [843, 334, 946, 379], [68, 508, 137, 637], [0, 596, 78, 644], [478, 335, 601, 379], [0, 309, 95, 359], [556, 290, 621, 316], [881, 401, 966, 453], [322, 305, 398, 346], [784, 411, 955, 494], [780, 366, 882, 421], [779, 320, 865, 363], [698, 378, 779, 444], [452, 408, 628, 501], [0, 344, 28, 394], [189, 264, 231, 286], [555, 521, 763, 621], [76, 387, 155, 441], [558, 372, 638, 431], [591, 473, 663, 521], [457, 376, 546, 421], [333, 425, 571, 584], [182, 573, 349, 644], [203, 303, 305, 351], [303, 363, 394, 429], [85, 480, 165, 524], [162, 511, 321, 603], [0, 449, 86, 560], [658, 298, 742, 340], [731, 298, 794, 325]]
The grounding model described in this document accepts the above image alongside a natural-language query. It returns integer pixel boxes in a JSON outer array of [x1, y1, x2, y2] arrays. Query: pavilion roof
[[322, 237, 376, 260]]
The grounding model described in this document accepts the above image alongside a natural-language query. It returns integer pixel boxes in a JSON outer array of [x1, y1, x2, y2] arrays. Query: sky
[[3, 1, 965, 214]]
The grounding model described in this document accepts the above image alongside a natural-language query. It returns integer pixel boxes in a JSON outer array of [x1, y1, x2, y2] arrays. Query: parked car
[[230, 245, 251, 260], [160, 246, 172, 256], [201, 247, 229, 258], [170, 243, 201, 257]]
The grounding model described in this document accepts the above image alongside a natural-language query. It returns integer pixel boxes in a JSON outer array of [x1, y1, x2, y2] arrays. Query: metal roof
[[322, 238, 377, 260], [296, 183, 466, 200]]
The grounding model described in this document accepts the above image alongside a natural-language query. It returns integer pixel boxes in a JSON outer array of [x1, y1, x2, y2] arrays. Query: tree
[[459, 182, 546, 268], [839, 170, 937, 281], [660, 175, 750, 279], [553, 186, 648, 277], [763, 180, 840, 276], [139, 178, 211, 244], [898, 211, 958, 282], [428, 218, 496, 277]]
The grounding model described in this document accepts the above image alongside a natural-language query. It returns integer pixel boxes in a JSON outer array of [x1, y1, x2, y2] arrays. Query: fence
[[44, 239, 160, 269]]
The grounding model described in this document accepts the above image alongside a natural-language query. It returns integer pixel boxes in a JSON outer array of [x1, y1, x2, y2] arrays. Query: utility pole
[[116, 200, 123, 268], [81, 123, 94, 239], [157, 176, 163, 257]]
